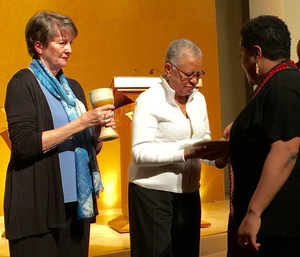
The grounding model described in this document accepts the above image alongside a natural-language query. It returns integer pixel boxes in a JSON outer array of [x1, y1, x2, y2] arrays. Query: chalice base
[[98, 127, 119, 142]]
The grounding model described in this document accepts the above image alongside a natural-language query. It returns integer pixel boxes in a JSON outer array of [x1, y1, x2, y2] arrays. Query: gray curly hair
[[165, 39, 202, 66]]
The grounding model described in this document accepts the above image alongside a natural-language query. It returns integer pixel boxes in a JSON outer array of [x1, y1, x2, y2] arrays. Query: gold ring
[[104, 114, 107, 120]]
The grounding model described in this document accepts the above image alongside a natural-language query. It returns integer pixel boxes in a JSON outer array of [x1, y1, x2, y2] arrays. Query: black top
[[230, 62, 300, 238], [4, 69, 97, 240]]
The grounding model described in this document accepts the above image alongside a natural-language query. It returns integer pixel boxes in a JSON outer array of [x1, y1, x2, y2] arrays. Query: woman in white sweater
[[128, 39, 227, 257]]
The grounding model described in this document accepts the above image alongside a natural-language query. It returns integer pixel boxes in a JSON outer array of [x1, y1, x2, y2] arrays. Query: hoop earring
[[255, 62, 259, 75]]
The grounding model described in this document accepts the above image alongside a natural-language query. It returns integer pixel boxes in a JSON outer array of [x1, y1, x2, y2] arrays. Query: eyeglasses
[[170, 63, 205, 82]]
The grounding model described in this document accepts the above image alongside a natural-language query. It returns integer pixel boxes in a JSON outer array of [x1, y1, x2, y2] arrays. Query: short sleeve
[[263, 70, 300, 142]]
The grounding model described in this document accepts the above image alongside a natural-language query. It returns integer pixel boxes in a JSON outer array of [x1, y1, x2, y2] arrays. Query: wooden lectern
[[108, 77, 160, 233]]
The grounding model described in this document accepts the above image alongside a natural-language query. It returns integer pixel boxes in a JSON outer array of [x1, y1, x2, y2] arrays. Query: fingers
[[95, 104, 115, 111], [102, 112, 116, 129], [222, 122, 233, 139], [194, 145, 207, 151], [102, 112, 114, 123], [249, 237, 260, 252], [95, 109, 114, 124], [188, 146, 225, 160], [87, 108, 115, 127], [92, 104, 115, 122], [238, 233, 260, 252], [215, 156, 229, 168], [237, 234, 244, 247], [238, 235, 250, 249], [252, 243, 260, 251], [240, 240, 260, 252], [222, 129, 229, 139]]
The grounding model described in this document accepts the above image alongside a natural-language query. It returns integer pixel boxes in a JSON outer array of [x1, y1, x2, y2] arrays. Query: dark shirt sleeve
[[262, 70, 300, 142]]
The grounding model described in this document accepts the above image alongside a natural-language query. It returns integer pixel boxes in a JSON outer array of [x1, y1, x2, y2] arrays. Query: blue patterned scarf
[[29, 58, 103, 219]]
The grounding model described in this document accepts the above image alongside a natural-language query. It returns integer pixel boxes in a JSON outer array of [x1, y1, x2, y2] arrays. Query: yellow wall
[[0, 0, 223, 215]]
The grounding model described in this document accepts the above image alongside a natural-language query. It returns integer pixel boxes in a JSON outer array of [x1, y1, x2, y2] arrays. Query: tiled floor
[[0, 200, 229, 257]]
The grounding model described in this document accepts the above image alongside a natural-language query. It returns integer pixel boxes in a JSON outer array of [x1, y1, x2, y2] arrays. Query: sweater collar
[[160, 75, 198, 105]]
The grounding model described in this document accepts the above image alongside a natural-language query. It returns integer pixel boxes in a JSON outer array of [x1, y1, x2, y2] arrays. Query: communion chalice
[[89, 88, 119, 142]]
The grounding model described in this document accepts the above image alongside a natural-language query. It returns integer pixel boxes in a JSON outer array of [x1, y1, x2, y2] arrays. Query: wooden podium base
[[108, 215, 130, 233], [200, 220, 211, 228], [108, 215, 211, 233]]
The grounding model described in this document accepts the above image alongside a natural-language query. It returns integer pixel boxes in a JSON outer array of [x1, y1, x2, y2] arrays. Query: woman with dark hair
[[4, 11, 116, 257], [226, 15, 300, 256]]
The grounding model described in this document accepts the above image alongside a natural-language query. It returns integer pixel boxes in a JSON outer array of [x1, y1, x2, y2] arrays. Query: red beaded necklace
[[252, 60, 297, 99]]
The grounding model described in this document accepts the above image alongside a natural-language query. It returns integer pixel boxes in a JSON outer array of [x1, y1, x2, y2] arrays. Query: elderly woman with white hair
[[128, 39, 228, 257]]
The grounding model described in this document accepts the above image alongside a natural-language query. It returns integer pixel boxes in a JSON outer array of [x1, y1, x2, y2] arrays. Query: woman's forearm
[[42, 105, 115, 153], [42, 116, 86, 153]]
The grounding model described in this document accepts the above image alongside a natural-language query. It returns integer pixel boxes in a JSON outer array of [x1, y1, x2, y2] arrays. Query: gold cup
[[89, 88, 119, 142]]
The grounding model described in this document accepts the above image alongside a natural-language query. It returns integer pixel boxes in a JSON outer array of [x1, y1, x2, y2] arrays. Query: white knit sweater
[[128, 76, 212, 193]]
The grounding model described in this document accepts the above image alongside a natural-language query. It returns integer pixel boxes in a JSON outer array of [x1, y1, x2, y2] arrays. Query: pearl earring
[[255, 62, 259, 75]]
